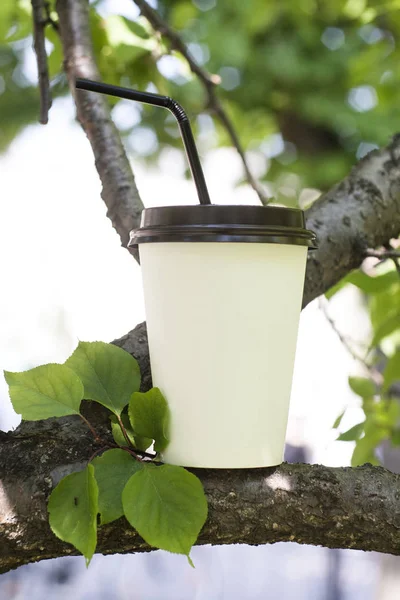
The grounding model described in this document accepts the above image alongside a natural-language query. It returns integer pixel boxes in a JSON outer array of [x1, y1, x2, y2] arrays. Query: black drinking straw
[[75, 78, 211, 206]]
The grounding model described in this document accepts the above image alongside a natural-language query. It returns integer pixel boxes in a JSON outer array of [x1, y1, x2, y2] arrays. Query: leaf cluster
[[329, 261, 400, 465], [4, 341, 207, 565]]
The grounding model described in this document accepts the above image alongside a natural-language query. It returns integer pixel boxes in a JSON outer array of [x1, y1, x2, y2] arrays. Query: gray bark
[[303, 135, 400, 306], [2, 405, 400, 574], [56, 0, 143, 252]]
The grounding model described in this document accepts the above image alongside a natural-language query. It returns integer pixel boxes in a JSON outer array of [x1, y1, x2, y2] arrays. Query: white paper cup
[[130, 205, 316, 468]]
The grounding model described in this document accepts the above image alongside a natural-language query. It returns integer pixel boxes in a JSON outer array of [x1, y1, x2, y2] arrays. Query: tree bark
[[303, 134, 400, 306], [2, 406, 400, 574], [56, 0, 143, 252]]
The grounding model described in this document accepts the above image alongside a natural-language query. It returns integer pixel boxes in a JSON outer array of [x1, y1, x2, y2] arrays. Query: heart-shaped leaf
[[92, 449, 142, 525], [348, 376, 375, 399], [337, 422, 364, 441], [65, 341, 141, 416], [4, 363, 83, 420], [122, 463, 207, 561], [48, 465, 98, 565], [129, 388, 169, 452]]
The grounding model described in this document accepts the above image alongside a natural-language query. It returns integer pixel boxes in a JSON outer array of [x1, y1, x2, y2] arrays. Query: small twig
[[86, 443, 157, 465], [119, 443, 145, 462], [31, 0, 52, 123], [318, 297, 383, 386], [115, 416, 158, 462], [121, 445, 157, 460], [81, 415, 156, 462], [384, 243, 400, 278], [365, 249, 400, 260], [117, 414, 134, 447], [87, 445, 110, 464], [365, 246, 400, 278], [132, 0, 269, 205], [79, 414, 105, 444]]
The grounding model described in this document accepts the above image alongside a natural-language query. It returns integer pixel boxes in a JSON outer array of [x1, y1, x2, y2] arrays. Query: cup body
[[130, 204, 316, 468], [139, 241, 307, 468]]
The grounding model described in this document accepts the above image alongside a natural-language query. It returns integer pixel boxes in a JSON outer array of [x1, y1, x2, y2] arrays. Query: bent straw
[[75, 78, 211, 205]]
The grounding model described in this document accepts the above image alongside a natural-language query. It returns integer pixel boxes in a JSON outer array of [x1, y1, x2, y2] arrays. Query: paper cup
[[130, 205, 316, 468]]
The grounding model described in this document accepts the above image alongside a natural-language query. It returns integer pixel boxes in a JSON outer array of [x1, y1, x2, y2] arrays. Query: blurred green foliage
[[330, 261, 400, 466], [1, 0, 400, 200]]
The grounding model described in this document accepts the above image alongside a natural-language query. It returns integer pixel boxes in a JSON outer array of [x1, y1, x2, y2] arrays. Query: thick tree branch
[[303, 135, 400, 306], [132, 0, 269, 205], [31, 0, 52, 124], [55, 0, 143, 252], [2, 312, 400, 573], [3, 403, 400, 574]]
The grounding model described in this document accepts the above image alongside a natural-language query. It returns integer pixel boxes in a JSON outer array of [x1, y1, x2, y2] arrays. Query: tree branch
[[31, 0, 52, 124], [384, 242, 400, 277], [55, 0, 143, 253], [365, 248, 400, 260], [132, 0, 269, 205], [3, 402, 400, 575], [303, 135, 400, 307]]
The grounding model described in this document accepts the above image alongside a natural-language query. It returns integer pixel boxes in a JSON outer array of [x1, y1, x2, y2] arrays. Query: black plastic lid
[[129, 205, 317, 248]]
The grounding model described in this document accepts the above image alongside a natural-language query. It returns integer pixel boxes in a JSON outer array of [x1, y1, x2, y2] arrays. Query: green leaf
[[65, 341, 141, 416], [371, 315, 400, 347], [325, 269, 398, 300], [3, 2, 32, 43], [110, 414, 152, 451], [372, 399, 400, 428], [346, 270, 398, 294], [348, 376, 375, 398], [129, 388, 169, 452], [351, 427, 386, 467], [46, 26, 64, 78], [4, 364, 83, 421], [0, 0, 17, 41], [325, 279, 348, 300], [337, 422, 364, 441], [104, 15, 156, 61], [369, 287, 400, 333], [383, 351, 400, 391], [110, 413, 135, 447], [391, 429, 400, 447], [333, 410, 345, 429], [122, 464, 208, 559], [122, 16, 151, 39], [133, 433, 153, 452], [92, 449, 142, 525], [48, 465, 98, 565]]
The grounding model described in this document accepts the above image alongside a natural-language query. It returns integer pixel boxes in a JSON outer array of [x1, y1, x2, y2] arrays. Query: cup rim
[[129, 204, 318, 248]]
